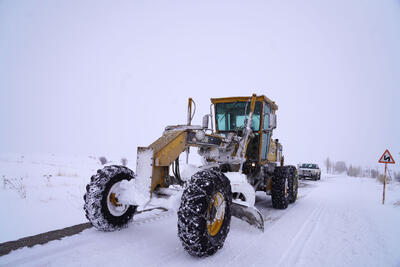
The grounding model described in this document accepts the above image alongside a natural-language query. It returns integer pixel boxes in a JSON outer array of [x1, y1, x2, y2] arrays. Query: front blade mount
[[231, 202, 264, 231]]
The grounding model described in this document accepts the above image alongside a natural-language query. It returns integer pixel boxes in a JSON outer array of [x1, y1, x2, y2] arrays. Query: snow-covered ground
[[1, 155, 400, 266], [0, 153, 136, 242]]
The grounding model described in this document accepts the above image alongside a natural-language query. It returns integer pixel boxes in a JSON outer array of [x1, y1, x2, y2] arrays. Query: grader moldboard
[[84, 94, 298, 257]]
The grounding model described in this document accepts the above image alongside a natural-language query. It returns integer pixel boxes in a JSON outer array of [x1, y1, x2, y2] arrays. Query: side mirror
[[202, 114, 209, 129], [268, 114, 277, 130]]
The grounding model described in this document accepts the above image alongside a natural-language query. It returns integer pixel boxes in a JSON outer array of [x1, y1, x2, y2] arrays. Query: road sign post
[[383, 163, 387, 204], [378, 149, 395, 205]]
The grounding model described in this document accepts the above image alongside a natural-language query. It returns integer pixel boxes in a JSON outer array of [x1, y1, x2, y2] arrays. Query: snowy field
[[1, 154, 400, 266], [0, 153, 135, 242]]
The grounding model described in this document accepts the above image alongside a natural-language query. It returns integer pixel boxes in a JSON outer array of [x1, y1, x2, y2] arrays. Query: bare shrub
[[44, 174, 52, 186], [4, 177, 27, 199], [121, 158, 128, 166], [324, 157, 332, 174], [56, 169, 78, 177], [377, 174, 384, 184], [394, 172, 400, 183], [334, 161, 347, 174], [370, 169, 379, 178], [99, 156, 107, 165], [348, 165, 362, 177], [377, 173, 392, 184]]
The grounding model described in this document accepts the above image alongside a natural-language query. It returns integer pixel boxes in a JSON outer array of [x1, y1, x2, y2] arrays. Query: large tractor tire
[[178, 169, 232, 257], [271, 166, 290, 209], [287, 166, 298, 204], [84, 165, 136, 231]]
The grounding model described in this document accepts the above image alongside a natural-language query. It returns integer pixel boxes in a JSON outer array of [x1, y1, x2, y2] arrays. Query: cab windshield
[[302, 164, 317, 169], [215, 101, 262, 132]]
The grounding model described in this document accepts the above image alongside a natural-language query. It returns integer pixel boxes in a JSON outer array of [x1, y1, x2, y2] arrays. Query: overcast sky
[[1, 0, 399, 172]]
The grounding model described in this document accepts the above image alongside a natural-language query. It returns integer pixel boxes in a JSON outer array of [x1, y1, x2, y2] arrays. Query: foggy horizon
[[1, 0, 399, 172]]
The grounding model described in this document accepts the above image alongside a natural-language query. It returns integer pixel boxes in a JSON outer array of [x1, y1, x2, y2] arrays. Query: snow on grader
[[83, 94, 298, 257]]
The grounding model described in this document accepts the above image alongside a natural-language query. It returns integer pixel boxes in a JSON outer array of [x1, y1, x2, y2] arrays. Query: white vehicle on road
[[298, 163, 321, 180]]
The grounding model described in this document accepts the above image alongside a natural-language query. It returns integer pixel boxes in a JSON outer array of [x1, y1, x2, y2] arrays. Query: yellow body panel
[[146, 130, 188, 192], [153, 132, 187, 166], [151, 166, 168, 192], [267, 140, 277, 162]]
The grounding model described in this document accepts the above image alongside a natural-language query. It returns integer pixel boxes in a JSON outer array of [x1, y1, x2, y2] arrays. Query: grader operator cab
[[84, 94, 298, 257]]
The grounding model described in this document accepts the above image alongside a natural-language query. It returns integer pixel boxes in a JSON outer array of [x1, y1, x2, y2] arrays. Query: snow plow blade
[[231, 202, 264, 231]]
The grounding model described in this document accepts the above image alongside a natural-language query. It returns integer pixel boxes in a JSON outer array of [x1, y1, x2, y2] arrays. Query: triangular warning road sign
[[379, 149, 395, 164]]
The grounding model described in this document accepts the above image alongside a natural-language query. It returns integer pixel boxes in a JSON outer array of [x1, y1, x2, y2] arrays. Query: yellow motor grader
[[84, 94, 298, 257]]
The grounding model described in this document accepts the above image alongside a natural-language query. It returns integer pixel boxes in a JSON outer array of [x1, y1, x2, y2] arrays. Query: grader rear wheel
[[287, 166, 298, 204], [178, 169, 232, 257], [206, 192, 226, 236], [271, 166, 290, 209]]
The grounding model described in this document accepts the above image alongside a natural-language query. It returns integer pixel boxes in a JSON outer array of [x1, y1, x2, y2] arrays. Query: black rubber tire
[[83, 165, 136, 231], [271, 166, 290, 209], [287, 166, 298, 204], [178, 169, 232, 257]]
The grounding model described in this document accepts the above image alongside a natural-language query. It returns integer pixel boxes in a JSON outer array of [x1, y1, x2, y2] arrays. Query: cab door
[[261, 102, 271, 161]]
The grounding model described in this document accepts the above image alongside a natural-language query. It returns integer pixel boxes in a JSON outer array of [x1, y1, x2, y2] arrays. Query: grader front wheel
[[178, 169, 232, 257], [84, 165, 137, 231]]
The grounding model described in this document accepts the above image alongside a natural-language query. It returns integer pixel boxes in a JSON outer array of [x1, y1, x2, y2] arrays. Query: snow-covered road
[[1, 175, 399, 267]]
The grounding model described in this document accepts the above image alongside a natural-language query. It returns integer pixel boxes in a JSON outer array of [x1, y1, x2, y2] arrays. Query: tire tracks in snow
[[131, 208, 175, 226], [276, 202, 327, 267], [220, 180, 320, 267]]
